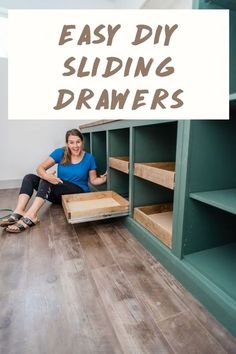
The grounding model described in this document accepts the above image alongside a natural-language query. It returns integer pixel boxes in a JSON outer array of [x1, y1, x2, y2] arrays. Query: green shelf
[[190, 189, 236, 215], [184, 243, 236, 301]]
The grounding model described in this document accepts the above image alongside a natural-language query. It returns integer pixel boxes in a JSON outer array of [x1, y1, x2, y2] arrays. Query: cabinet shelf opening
[[190, 188, 236, 215], [83, 133, 91, 153], [184, 242, 236, 302], [134, 203, 173, 248], [92, 131, 107, 191]]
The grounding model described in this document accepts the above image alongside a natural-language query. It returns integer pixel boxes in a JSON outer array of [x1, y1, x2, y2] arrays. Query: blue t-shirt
[[49, 148, 97, 192]]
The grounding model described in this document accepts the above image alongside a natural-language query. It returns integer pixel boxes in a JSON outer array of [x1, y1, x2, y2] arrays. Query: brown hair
[[61, 129, 84, 165]]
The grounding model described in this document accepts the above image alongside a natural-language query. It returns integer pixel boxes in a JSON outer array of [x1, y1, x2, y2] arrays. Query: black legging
[[20, 174, 84, 204]]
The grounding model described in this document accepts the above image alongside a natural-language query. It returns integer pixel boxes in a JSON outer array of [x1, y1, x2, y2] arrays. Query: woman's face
[[67, 134, 83, 156]]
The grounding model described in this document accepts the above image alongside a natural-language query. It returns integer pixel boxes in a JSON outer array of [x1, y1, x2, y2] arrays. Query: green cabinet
[[79, 1, 236, 336], [80, 108, 236, 336]]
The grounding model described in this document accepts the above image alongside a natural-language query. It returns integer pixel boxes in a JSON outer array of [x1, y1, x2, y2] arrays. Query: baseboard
[[0, 179, 22, 189]]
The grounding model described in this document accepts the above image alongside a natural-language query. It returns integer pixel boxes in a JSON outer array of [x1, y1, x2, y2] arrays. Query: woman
[[0, 129, 107, 233]]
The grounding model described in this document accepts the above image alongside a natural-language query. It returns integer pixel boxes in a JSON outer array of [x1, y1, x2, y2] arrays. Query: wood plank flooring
[[0, 189, 236, 354]]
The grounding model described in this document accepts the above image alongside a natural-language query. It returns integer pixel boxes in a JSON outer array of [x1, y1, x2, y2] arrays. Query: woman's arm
[[36, 157, 63, 185], [89, 169, 107, 186]]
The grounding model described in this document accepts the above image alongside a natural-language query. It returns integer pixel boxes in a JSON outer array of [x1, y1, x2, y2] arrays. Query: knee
[[38, 179, 51, 195], [23, 173, 37, 182], [38, 178, 50, 187], [37, 179, 51, 200]]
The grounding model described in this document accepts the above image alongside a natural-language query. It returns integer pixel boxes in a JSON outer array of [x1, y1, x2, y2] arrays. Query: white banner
[[8, 9, 229, 120]]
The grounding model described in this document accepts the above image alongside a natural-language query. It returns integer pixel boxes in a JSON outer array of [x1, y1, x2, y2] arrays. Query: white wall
[[0, 0, 148, 189], [0, 58, 87, 188]]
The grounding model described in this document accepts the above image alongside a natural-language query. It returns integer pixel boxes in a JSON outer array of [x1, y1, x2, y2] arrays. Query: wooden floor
[[0, 189, 236, 354]]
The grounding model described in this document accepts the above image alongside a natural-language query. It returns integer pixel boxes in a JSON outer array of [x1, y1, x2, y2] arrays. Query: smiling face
[[66, 134, 83, 157]]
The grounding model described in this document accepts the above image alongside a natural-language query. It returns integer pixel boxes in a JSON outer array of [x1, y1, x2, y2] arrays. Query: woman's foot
[[0, 212, 23, 227], [6, 214, 39, 233]]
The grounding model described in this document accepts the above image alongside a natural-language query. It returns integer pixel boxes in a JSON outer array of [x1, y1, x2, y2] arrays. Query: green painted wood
[[92, 131, 107, 174], [181, 102, 236, 254], [83, 132, 91, 153], [190, 189, 236, 215], [184, 242, 236, 301], [106, 130, 110, 190], [81, 113, 236, 336], [129, 127, 135, 216], [81, 120, 177, 133], [230, 10, 236, 94], [172, 121, 191, 259], [109, 128, 129, 157], [134, 122, 177, 163], [186, 119, 236, 193], [108, 128, 130, 198], [206, 0, 236, 11], [123, 216, 236, 336], [91, 131, 107, 191], [198, 0, 223, 9], [110, 169, 129, 198], [132, 122, 177, 208], [183, 198, 236, 255], [133, 177, 173, 208], [192, 0, 200, 9]]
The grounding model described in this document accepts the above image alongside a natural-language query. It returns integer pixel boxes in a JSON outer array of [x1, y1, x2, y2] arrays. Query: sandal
[[0, 213, 23, 227], [5, 217, 39, 233]]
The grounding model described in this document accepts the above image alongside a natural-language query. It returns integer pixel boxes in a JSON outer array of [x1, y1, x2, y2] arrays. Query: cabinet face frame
[[82, 120, 184, 256], [80, 116, 236, 336]]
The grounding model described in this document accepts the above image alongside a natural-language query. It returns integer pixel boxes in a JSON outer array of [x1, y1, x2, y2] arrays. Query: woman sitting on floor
[[0, 128, 107, 233]]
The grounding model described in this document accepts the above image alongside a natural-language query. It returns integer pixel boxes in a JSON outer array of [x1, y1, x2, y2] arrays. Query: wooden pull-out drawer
[[109, 156, 129, 174], [134, 162, 175, 189], [134, 203, 173, 248], [62, 191, 129, 224]]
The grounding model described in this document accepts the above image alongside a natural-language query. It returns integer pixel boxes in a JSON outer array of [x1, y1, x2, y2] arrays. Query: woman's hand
[[89, 170, 107, 185], [46, 171, 63, 185], [37, 157, 59, 183], [37, 158, 62, 185], [100, 171, 108, 183]]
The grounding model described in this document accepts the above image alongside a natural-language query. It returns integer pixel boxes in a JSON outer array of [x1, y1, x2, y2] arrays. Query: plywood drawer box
[[62, 191, 129, 224], [109, 156, 129, 174], [134, 203, 173, 248], [134, 162, 175, 189]]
